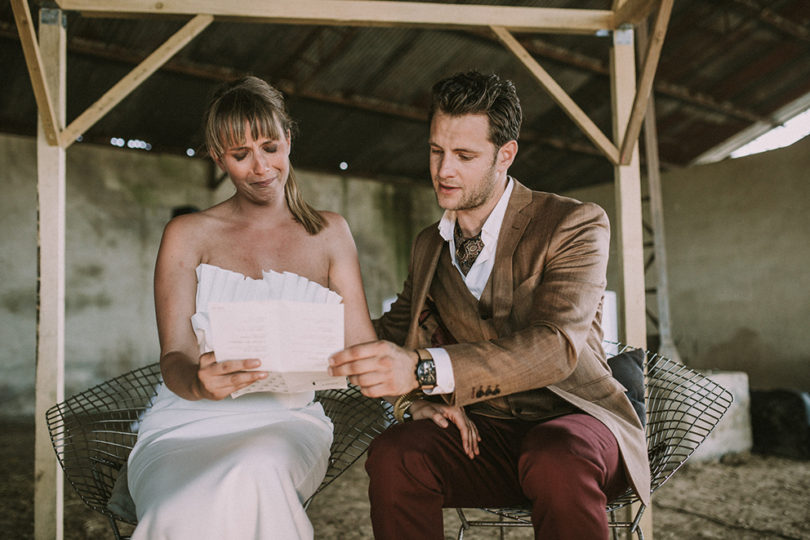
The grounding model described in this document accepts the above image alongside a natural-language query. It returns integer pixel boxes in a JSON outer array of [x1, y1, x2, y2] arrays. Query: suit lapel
[[490, 180, 533, 330], [405, 229, 444, 348], [406, 180, 534, 343]]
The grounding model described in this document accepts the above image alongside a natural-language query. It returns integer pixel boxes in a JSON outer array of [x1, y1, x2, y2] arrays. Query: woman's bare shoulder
[[318, 210, 351, 236], [314, 211, 359, 268], [315, 211, 354, 246], [158, 206, 230, 261]]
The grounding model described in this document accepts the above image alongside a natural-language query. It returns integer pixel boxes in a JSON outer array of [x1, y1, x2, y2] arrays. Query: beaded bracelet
[[393, 389, 424, 423]]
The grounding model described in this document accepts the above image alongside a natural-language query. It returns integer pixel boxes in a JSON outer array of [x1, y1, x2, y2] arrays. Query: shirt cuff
[[423, 347, 455, 395]]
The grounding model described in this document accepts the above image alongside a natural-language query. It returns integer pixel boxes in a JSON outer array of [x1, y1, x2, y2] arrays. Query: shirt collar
[[438, 177, 514, 244]]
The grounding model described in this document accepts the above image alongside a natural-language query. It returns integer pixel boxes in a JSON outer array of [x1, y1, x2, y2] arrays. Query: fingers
[[210, 357, 262, 373], [329, 341, 391, 368], [328, 341, 417, 397], [196, 356, 266, 400], [410, 402, 481, 459], [428, 409, 450, 429], [445, 409, 480, 459]]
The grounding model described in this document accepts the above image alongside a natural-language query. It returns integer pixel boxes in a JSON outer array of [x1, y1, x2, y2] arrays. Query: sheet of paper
[[208, 300, 346, 395]]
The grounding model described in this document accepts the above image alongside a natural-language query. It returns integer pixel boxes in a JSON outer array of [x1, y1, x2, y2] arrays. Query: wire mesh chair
[[454, 346, 734, 540], [46, 363, 393, 540]]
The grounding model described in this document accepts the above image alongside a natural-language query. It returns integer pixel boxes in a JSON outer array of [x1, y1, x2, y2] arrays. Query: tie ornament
[[454, 223, 484, 276]]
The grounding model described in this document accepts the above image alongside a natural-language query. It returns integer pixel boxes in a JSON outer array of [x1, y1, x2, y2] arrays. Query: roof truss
[[16, 0, 665, 166]]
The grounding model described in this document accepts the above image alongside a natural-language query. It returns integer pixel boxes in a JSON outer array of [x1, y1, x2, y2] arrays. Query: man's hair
[[428, 71, 522, 147]]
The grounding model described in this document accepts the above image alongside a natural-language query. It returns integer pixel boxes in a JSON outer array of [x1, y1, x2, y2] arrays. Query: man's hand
[[411, 401, 481, 459], [194, 352, 268, 400], [329, 340, 419, 397]]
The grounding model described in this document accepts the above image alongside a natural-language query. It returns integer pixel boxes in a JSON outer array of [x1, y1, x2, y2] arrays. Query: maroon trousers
[[365, 412, 628, 539]]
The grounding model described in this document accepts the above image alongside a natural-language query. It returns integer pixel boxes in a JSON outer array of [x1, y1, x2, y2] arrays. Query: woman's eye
[[233, 152, 248, 161], [263, 145, 278, 153]]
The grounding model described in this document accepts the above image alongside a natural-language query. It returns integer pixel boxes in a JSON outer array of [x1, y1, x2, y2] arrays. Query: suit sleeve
[[445, 202, 610, 407]]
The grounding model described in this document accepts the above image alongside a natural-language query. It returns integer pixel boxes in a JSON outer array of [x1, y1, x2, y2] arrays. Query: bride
[[127, 76, 377, 539]]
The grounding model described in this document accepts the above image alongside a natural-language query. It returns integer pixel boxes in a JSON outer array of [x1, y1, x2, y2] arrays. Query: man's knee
[[367, 421, 430, 478], [367, 420, 457, 483], [519, 415, 618, 500]]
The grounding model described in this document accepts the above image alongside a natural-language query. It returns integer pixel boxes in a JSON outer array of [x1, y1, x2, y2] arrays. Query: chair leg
[[632, 504, 647, 540], [108, 516, 128, 540], [456, 508, 469, 540]]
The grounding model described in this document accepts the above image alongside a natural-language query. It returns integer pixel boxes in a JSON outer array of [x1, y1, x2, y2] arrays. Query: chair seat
[[46, 365, 393, 539], [454, 345, 734, 540]]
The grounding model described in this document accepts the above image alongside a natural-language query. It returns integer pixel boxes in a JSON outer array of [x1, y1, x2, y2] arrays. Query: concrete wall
[[0, 133, 438, 417], [3, 131, 807, 417], [566, 136, 810, 392]]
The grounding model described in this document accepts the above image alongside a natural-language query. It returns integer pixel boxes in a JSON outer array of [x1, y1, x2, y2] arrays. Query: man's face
[[429, 112, 501, 212]]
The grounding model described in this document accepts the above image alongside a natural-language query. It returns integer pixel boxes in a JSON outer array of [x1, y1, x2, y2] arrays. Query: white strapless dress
[[127, 264, 340, 540]]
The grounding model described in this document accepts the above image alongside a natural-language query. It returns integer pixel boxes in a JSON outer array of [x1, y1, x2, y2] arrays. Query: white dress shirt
[[424, 178, 514, 395]]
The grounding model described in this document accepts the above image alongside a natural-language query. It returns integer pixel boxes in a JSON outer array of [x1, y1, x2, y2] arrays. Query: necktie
[[454, 223, 484, 276]]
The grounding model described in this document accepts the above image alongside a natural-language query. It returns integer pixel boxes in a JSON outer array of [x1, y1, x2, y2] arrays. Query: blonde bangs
[[206, 95, 283, 159]]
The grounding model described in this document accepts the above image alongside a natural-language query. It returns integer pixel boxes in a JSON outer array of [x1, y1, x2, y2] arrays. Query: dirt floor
[[2, 417, 809, 539]]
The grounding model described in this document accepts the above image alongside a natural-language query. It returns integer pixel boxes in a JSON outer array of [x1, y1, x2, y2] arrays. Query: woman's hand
[[193, 352, 268, 400], [410, 401, 481, 459]]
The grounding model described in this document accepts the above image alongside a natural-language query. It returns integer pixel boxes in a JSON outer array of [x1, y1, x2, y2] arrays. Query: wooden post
[[637, 20, 682, 364], [35, 7, 66, 540], [611, 25, 651, 540], [611, 26, 647, 350]]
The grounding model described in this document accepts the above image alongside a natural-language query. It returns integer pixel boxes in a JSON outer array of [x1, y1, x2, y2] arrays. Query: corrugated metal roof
[[2, 0, 809, 191]]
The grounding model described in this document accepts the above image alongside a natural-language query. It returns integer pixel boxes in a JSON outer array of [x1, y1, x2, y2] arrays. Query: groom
[[329, 71, 650, 538]]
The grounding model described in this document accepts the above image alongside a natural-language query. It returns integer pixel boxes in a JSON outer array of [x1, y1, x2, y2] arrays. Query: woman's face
[[216, 122, 291, 204]]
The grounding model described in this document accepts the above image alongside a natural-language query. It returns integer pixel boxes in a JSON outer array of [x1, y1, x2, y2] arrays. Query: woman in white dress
[[127, 76, 377, 540]]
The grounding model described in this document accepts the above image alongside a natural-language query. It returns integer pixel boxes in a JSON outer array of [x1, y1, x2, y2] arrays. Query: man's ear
[[497, 140, 518, 172]]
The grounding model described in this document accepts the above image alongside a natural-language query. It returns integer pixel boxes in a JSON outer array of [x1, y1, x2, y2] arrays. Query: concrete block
[[691, 371, 752, 462]]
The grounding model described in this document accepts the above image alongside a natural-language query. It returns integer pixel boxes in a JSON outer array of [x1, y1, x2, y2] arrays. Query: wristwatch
[[414, 348, 437, 391]]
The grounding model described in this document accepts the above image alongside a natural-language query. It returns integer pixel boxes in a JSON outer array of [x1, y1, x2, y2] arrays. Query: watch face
[[417, 359, 437, 387]]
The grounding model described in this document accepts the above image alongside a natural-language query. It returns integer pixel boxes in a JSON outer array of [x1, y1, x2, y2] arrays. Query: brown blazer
[[376, 180, 651, 505]]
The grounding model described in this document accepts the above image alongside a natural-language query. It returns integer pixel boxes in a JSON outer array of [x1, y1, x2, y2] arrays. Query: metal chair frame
[[46, 363, 392, 540], [454, 346, 734, 540]]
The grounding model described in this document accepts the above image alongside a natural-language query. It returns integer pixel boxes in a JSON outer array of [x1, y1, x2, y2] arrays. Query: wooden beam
[[34, 8, 66, 540], [61, 14, 213, 148], [619, 0, 673, 164], [729, 0, 810, 42], [55, 0, 615, 34], [491, 25, 620, 165], [465, 29, 771, 125], [613, 0, 658, 26], [10, 0, 61, 146]]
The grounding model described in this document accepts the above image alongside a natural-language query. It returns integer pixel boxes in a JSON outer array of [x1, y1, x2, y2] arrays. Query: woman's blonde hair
[[203, 76, 325, 235]]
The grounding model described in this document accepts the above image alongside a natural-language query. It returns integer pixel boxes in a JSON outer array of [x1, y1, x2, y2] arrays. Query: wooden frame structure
[[11, 1, 672, 538]]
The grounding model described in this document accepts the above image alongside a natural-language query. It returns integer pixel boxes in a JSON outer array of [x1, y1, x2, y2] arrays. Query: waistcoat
[[428, 247, 577, 420]]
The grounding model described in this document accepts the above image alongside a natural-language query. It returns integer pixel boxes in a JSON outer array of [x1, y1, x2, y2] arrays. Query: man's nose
[[437, 155, 456, 178]]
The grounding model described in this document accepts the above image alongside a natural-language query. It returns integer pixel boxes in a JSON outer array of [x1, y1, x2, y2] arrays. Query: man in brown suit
[[329, 71, 650, 539]]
